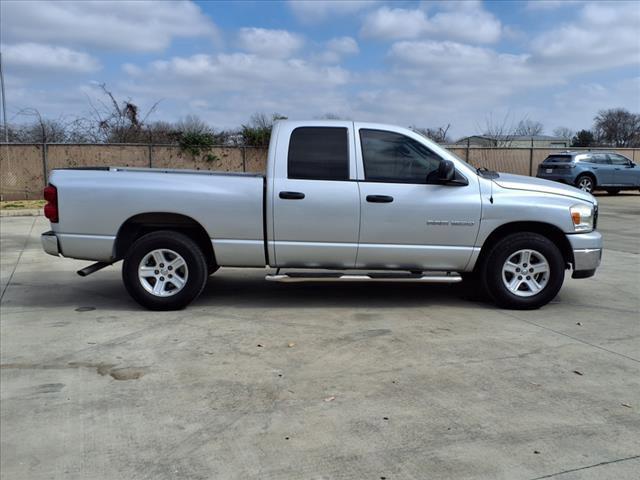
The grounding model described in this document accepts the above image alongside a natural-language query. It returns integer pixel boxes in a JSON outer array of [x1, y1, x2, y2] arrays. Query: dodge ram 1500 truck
[[41, 120, 602, 310]]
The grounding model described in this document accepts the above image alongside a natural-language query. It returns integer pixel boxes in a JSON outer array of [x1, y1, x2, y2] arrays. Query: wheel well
[[114, 213, 216, 266], [475, 222, 574, 271], [576, 172, 596, 185]]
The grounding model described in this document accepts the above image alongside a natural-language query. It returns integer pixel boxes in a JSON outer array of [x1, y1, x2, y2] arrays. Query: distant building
[[455, 135, 571, 148]]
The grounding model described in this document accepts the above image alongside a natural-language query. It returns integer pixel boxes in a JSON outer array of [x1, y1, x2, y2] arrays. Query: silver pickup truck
[[41, 120, 602, 310]]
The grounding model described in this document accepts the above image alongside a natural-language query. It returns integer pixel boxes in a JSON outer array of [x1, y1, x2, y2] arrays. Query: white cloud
[[361, 3, 501, 44], [327, 37, 360, 56], [428, 2, 501, 44], [122, 63, 143, 76], [237, 28, 304, 59], [551, 77, 640, 119], [531, 1, 640, 72], [1, 0, 218, 52], [361, 7, 429, 40], [3, 0, 637, 140], [156, 53, 348, 86], [511, 77, 640, 134], [318, 37, 360, 63], [118, 52, 353, 128], [525, 0, 583, 11], [387, 40, 544, 103], [288, 0, 378, 23], [2, 43, 101, 73], [389, 41, 528, 76]]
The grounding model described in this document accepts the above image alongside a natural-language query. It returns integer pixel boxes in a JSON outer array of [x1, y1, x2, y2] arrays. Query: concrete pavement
[[1, 195, 639, 480]]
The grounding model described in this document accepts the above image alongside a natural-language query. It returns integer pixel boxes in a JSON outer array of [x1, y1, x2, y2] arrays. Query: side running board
[[265, 272, 462, 283]]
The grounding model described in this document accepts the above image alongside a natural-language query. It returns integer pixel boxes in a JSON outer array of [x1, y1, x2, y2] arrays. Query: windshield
[[410, 129, 485, 175]]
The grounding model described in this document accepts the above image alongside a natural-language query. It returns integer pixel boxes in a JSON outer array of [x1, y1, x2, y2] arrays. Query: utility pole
[[0, 52, 8, 142]]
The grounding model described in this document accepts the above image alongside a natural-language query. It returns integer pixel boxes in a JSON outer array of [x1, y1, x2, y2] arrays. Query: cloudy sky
[[1, 0, 639, 139]]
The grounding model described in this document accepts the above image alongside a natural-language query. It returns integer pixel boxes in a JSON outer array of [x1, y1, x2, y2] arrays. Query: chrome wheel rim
[[578, 177, 593, 192], [502, 249, 550, 298], [138, 249, 188, 297]]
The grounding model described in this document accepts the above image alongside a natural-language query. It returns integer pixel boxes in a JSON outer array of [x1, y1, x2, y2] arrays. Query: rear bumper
[[567, 231, 602, 279], [536, 173, 575, 185], [41, 231, 60, 256], [41, 231, 115, 261]]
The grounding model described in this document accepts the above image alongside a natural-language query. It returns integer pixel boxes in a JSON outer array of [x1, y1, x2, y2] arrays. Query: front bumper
[[41, 231, 60, 256], [567, 230, 602, 279]]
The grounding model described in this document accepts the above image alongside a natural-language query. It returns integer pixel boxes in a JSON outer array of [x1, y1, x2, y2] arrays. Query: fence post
[[466, 138, 470, 162], [528, 138, 534, 176], [42, 142, 48, 186], [242, 146, 246, 172], [148, 144, 153, 168]]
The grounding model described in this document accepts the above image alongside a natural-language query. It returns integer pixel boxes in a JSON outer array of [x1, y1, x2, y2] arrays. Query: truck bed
[[48, 167, 266, 266]]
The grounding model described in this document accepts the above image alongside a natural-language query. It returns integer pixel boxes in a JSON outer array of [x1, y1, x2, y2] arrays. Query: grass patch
[[0, 200, 46, 210]]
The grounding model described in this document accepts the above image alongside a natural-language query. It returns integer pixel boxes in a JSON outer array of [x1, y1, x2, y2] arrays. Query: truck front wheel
[[481, 233, 565, 309], [122, 230, 208, 310]]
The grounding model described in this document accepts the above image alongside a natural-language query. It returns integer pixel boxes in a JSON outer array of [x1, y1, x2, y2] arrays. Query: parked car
[[537, 151, 640, 194], [41, 120, 602, 311]]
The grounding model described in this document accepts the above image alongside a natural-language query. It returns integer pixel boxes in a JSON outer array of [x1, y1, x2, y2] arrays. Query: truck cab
[[267, 121, 480, 271]]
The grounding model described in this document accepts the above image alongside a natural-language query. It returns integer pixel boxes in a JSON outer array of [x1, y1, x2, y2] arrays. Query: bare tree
[[515, 119, 544, 136], [64, 115, 106, 143], [553, 126, 574, 139], [86, 83, 160, 143], [246, 112, 287, 130], [175, 114, 211, 136], [593, 108, 640, 147], [13, 109, 69, 143], [315, 113, 347, 120], [411, 124, 451, 144], [478, 112, 516, 147], [241, 112, 287, 146], [146, 120, 180, 144]]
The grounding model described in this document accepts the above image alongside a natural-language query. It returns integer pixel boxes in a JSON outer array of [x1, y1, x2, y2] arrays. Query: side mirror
[[630, 161, 636, 168], [437, 160, 455, 183]]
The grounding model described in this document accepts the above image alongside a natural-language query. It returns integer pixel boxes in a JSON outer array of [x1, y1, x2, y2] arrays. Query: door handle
[[279, 191, 305, 200], [366, 195, 394, 203]]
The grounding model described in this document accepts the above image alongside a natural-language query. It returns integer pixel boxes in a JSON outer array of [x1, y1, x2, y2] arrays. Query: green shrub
[[178, 131, 215, 157]]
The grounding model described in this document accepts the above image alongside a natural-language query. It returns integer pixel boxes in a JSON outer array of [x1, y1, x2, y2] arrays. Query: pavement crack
[[528, 454, 640, 479], [0, 216, 37, 302], [500, 312, 640, 364]]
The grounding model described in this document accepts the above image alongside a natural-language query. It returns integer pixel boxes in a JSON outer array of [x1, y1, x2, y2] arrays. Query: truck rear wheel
[[481, 232, 565, 310], [122, 230, 208, 310]]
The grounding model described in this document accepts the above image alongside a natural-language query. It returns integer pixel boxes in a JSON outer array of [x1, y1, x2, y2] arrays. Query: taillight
[[43, 184, 59, 223]]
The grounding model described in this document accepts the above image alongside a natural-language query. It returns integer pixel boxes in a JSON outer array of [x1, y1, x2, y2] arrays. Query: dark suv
[[537, 151, 640, 194]]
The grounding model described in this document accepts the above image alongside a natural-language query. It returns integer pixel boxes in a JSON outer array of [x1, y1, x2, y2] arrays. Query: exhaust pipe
[[77, 262, 112, 277]]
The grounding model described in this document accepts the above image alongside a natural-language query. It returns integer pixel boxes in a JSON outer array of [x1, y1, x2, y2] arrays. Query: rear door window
[[588, 154, 610, 164], [288, 127, 349, 181]]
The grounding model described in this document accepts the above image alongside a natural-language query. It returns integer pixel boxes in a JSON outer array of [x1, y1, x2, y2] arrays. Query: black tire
[[605, 188, 620, 195], [575, 174, 595, 193], [122, 230, 208, 310], [480, 232, 565, 310]]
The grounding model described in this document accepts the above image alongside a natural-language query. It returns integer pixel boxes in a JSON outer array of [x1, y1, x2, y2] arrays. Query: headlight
[[570, 204, 594, 232]]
